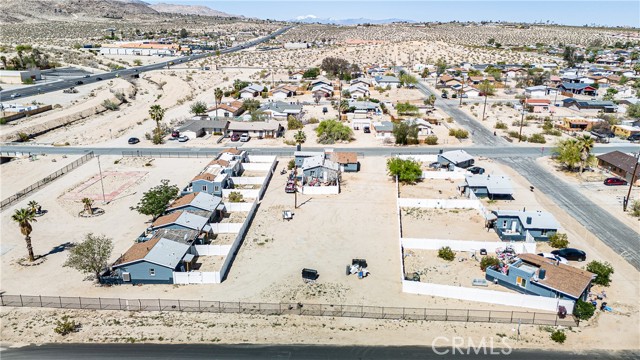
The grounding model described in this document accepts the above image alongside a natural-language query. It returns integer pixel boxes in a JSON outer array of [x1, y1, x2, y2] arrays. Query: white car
[[537, 253, 568, 264], [239, 134, 250, 142]]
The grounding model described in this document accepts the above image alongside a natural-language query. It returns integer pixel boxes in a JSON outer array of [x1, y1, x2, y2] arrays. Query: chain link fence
[[0, 152, 94, 210], [0, 294, 578, 327]]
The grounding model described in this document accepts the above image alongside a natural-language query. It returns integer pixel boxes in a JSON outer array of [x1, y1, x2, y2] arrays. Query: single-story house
[[289, 70, 304, 80], [312, 84, 333, 97], [562, 98, 617, 113], [331, 151, 359, 172], [524, 85, 548, 99], [348, 85, 370, 99], [151, 210, 212, 236], [557, 82, 597, 96], [372, 121, 394, 138], [491, 210, 559, 241], [374, 75, 401, 88], [596, 150, 640, 185], [437, 74, 462, 88], [294, 151, 325, 168], [558, 117, 601, 132], [403, 118, 433, 136], [176, 119, 229, 139], [311, 78, 332, 88], [184, 170, 230, 197], [485, 253, 595, 302], [502, 68, 528, 79], [438, 150, 475, 169], [259, 101, 303, 120], [524, 98, 551, 113], [460, 86, 480, 97], [227, 120, 284, 138], [110, 234, 192, 284], [467, 76, 495, 85], [461, 174, 513, 199], [349, 100, 380, 112], [239, 84, 265, 99], [300, 155, 340, 184], [271, 85, 298, 99], [166, 192, 224, 222], [208, 101, 244, 118], [350, 78, 371, 88], [612, 125, 640, 138]]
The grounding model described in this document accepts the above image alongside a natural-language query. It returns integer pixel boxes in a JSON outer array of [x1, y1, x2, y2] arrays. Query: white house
[[524, 85, 548, 99], [239, 84, 265, 99], [348, 85, 370, 99], [373, 75, 401, 88]]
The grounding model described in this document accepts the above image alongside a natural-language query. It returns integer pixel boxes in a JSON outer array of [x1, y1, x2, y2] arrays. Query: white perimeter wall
[[173, 271, 220, 284], [402, 281, 575, 314], [231, 176, 265, 184], [222, 189, 260, 199], [398, 154, 438, 163], [193, 244, 231, 256], [224, 202, 253, 212], [242, 163, 272, 171], [247, 155, 277, 163], [300, 185, 340, 195], [422, 171, 466, 180], [209, 223, 243, 233]]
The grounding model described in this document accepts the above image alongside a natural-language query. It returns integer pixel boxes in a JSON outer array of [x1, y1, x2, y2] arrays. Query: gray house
[[239, 84, 265, 99], [110, 235, 192, 284], [166, 192, 223, 223], [183, 171, 230, 197], [491, 210, 559, 241], [331, 151, 359, 172], [462, 174, 513, 199], [300, 155, 340, 184], [177, 119, 229, 139], [485, 253, 595, 302], [259, 101, 303, 120], [151, 210, 211, 238], [438, 150, 475, 169]]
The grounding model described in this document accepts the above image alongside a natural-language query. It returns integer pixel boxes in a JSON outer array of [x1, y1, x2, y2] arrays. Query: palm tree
[[578, 135, 595, 174], [214, 88, 223, 117], [148, 105, 165, 142], [294, 130, 306, 144], [478, 80, 494, 122], [12, 208, 37, 261], [82, 197, 94, 215], [27, 200, 39, 214]]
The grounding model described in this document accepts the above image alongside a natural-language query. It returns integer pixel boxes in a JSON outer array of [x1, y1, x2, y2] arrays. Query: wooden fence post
[[466, 309, 469, 322], [118, 298, 122, 310], [510, 311, 513, 323], [158, 299, 162, 311], [98, 298, 102, 309], [39, 295, 42, 307], [532, 312, 536, 324], [445, 309, 448, 321], [78, 297, 82, 309], [198, 300, 201, 312], [19, 295, 23, 307]]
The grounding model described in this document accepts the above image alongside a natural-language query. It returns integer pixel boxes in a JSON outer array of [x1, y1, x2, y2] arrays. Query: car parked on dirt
[[551, 248, 586, 262], [240, 133, 251, 142], [178, 136, 189, 142], [537, 253, 568, 264], [230, 134, 240, 142], [128, 137, 140, 145], [467, 166, 485, 175], [604, 177, 628, 186]]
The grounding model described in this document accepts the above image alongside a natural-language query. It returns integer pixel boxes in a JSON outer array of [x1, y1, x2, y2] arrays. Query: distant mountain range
[[292, 15, 415, 25]]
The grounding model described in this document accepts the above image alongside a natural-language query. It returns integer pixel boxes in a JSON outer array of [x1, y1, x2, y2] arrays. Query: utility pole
[[97, 155, 107, 204], [518, 98, 526, 142], [623, 152, 640, 212], [481, 83, 488, 121], [459, 74, 466, 107], [293, 166, 298, 209]]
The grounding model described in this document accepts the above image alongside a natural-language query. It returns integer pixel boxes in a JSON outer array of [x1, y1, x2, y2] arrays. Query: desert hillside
[[149, 2, 239, 18]]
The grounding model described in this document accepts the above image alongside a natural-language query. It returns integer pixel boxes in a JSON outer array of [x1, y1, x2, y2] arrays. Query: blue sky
[[146, 1, 640, 27]]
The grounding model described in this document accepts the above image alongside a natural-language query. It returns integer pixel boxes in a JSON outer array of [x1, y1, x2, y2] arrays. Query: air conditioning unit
[[122, 272, 131, 282]]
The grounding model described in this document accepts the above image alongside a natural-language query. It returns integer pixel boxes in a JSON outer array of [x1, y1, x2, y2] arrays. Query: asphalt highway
[[0, 26, 292, 101]]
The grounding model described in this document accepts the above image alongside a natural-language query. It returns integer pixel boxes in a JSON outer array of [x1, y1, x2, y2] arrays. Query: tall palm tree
[[578, 135, 595, 174], [27, 200, 39, 214], [214, 88, 223, 118], [478, 80, 494, 122], [148, 105, 165, 139], [82, 197, 94, 215], [12, 208, 37, 262]]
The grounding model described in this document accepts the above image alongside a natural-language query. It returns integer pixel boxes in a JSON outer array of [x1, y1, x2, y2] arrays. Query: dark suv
[[551, 248, 586, 262]]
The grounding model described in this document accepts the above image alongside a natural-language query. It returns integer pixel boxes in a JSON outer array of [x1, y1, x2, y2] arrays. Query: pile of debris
[[346, 258, 370, 279]]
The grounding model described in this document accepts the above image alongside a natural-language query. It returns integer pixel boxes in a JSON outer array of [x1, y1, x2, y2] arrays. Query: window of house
[[516, 276, 526, 288], [310, 171, 316, 177], [214, 186, 220, 192], [502, 220, 507, 228], [149, 268, 156, 276], [541, 229, 548, 236], [202, 185, 207, 192]]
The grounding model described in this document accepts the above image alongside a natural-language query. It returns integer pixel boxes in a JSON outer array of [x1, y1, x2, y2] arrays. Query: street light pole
[[623, 152, 640, 212]]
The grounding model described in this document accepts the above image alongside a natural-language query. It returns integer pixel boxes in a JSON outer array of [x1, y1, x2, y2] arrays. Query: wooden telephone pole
[[623, 152, 640, 212]]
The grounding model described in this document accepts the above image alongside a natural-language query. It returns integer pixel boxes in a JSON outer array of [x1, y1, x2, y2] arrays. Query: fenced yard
[[0, 294, 578, 327]]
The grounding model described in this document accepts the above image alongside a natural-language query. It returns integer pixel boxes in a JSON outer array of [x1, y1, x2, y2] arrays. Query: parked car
[[363, 126, 371, 133], [240, 133, 251, 142], [322, 107, 328, 114], [10, 93, 20, 98], [171, 130, 180, 138], [537, 253, 568, 264], [467, 166, 485, 175], [429, 162, 441, 169], [76, 81, 83, 85], [461, 94, 468, 98], [96, 77, 103, 81], [127, 137, 140, 145], [178, 136, 189, 142], [441, 93, 448, 99], [627, 133, 640, 142], [551, 248, 586, 262], [83, 74, 90, 78], [604, 177, 628, 186], [230, 134, 240, 142]]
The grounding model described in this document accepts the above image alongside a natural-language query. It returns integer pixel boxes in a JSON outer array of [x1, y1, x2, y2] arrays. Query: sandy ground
[[0, 154, 82, 197], [401, 208, 495, 241], [536, 156, 640, 230]]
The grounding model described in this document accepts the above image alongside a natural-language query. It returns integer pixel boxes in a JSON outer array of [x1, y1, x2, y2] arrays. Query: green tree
[[399, 72, 418, 87], [148, 105, 165, 145], [393, 121, 418, 145], [315, 119, 353, 144], [554, 138, 581, 171], [287, 115, 303, 130], [435, 58, 447, 76], [395, 102, 419, 115], [438, 246, 456, 261], [81, 197, 94, 215], [320, 57, 351, 79], [586, 261, 615, 286], [293, 130, 306, 144], [242, 98, 260, 113], [563, 46, 576, 67], [179, 28, 189, 38], [63, 233, 113, 282], [303, 67, 320, 78], [577, 135, 595, 173], [386, 157, 422, 183], [626, 103, 640, 119], [11, 208, 37, 261], [190, 101, 207, 116], [214, 87, 223, 115], [133, 59, 142, 66], [548, 233, 569, 248], [574, 299, 596, 320], [27, 200, 39, 214], [130, 179, 179, 219]]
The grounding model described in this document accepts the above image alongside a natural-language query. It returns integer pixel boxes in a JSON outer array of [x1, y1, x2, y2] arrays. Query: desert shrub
[[574, 299, 595, 320], [507, 131, 527, 141], [495, 121, 508, 129], [228, 191, 244, 203], [102, 100, 119, 111], [548, 233, 569, 248], [586, 261, 614, 286], [23, 78, 34, 85], [424, 135, 438, 145], [448, 129, 469, 139], [512, 120, 529, 127], [17, 132, 29, 142], [544, 129, 562, 136], [54, 316, 79, 336], [287, 159, 295, 170], [307, 117, 319, 124], [480, 256, 500, 271], [550, 330, 566, 343], [438, 246, 455, 261], [287, 116, 303, 130], [386, 158, 422, 183], [630, 200, 640, 217], [528, 133, 547, 144]]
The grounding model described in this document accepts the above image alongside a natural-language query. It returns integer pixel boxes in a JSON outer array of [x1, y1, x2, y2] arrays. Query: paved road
[[1, 344, 638, 360], [1, 143, 637, 158], [0, 26, 291, 101], [407, 69, 640, 270]]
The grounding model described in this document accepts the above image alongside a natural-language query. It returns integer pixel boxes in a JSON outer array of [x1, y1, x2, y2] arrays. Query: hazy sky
[[146, 1, 640, 27]]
